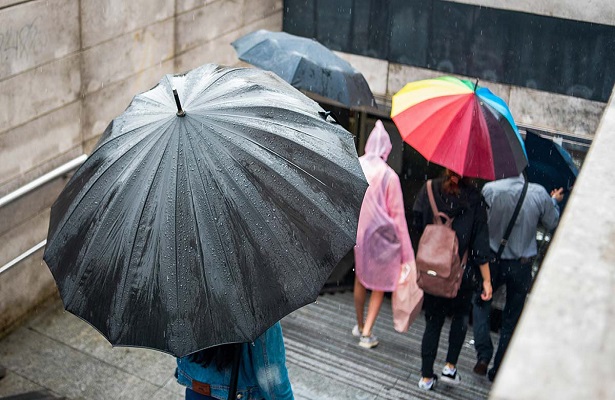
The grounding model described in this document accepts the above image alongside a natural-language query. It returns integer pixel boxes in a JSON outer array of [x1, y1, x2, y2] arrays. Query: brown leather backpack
[[415, 180, 467, 298]]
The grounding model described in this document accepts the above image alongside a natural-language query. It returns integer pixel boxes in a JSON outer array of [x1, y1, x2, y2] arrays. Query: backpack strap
[[495, 176, 529, 260], [427, 180, 469, 266], [426, 180, 453, 227]]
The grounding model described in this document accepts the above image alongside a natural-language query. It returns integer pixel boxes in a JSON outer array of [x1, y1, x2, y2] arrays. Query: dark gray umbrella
[[525, 130, 579, 193], [43, 64, 367, 358], [232, 29, 377, 109]]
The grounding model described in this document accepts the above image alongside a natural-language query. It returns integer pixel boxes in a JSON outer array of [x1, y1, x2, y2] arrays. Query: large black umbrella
[[525, 130, 579, 193], [232, 29, 377, 109], [43, 64, 368, 359]]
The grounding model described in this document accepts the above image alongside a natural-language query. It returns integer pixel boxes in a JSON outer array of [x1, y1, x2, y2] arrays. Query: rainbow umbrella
[[391, 76, 527, 180]]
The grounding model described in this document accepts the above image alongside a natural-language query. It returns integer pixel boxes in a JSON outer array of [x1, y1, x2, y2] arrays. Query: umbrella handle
[[172, 87, 186, 117], [227, 343, 242, 400]]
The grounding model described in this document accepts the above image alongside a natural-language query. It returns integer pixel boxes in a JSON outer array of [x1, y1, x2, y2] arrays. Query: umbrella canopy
[[391, 76, 527, 180], [43, 64, 368, 358], [232, 29, 376, 109], [525, 130, 579, 193]]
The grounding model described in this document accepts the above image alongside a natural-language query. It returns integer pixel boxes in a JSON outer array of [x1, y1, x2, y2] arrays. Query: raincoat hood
[[364, 120, 392, 161]]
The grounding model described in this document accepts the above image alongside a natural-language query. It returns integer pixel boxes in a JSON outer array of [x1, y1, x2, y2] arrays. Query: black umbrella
[[43, 64, 368, 359], [525, 130, 579, 194], [232, 29, 377, 109]]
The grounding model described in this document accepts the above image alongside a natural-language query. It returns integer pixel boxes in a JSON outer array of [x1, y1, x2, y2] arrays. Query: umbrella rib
[[203, 118, 317, 268], [110, 121, 178, 319], [182, 117, 232, 331], [209, 112, 331, 185], [211, 117, 328, 188], [49, 120, 173, 247], [201, 118, 346, 296], [174, 121, 182, 325]]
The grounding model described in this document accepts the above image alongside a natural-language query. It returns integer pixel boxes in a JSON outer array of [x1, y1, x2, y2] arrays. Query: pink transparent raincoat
[[354, 120, 414, 292]]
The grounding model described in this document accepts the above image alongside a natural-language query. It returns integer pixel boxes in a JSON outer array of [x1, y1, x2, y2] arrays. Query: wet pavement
[[0, 291, 493, 399]]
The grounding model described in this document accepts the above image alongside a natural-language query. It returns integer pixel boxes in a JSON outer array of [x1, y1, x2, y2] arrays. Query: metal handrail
[[0, 240, 47, 275], [0, 154, 87, 275], [0, 154, 87, 209]]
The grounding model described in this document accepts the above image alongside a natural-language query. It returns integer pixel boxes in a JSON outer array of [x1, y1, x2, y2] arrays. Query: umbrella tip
[[172, 87, 186, 117], [473, 79, 479, 92]]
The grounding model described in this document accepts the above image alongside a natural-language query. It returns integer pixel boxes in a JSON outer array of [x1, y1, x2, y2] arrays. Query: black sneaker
[[441, 365, 461, 384]]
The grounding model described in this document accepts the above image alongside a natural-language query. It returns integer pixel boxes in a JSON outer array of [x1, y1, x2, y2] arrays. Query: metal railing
[[0, 154, 87, 275]]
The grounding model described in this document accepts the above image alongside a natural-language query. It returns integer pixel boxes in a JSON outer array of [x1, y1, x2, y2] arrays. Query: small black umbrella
[[43, 64, 368, 359], [232, 29, 377, 109], [525, 130, 579, 194]]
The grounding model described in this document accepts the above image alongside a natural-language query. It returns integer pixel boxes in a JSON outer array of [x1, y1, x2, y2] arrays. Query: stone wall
[[0, 0, 282, 335], [336, 51, 607, 139]]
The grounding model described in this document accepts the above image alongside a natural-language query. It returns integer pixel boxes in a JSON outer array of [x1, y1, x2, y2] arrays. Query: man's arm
[[541, 187, 564, 230]]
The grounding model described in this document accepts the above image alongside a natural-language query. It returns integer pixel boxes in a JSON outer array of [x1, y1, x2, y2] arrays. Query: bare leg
[[354, 277, 367, 331], [362, 290, 384, 336]]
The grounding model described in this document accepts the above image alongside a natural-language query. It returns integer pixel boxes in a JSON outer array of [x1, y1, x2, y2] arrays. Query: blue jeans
[[472, 258, 532, 376]]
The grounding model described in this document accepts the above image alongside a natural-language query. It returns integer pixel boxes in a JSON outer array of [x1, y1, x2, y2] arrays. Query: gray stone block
[[0, 326, 166, 400], [387, 63, 442, 96], [175, 13, 282, 73], [0, 147, 83, 198], [0, 0, 79, 80], [243, 0, 283, 26], [446, 0, 615, 26], [82, 19, 174, 94], [0, 175, 67, 237], [81, 59, 175, 142], [80, 0, 174, 48], [0, 368, 46, 398], [0, 208, 49, 266], [0, 54, 80, 133], [176, 0, 216, 15], [509, 86, 605, 137], [0, 102, 81, 188], [0, 253, 56, 336], [27, 302, 177, 386], [176, 0, 244, 54]]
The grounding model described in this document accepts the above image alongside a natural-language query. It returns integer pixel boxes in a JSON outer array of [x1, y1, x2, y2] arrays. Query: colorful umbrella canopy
[[232, 29, 376, 109], [43, 64, 368, 358], [391, 76, 527, 180]]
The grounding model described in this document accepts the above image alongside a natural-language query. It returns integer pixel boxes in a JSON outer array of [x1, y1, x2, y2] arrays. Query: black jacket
[[412, 177, 491, 266]]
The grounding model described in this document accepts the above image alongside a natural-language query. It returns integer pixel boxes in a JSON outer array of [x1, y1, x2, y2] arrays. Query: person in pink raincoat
[[353, 120, 414, 349]]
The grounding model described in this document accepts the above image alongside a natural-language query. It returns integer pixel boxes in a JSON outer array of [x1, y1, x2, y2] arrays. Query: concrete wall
[[0, 0, 282, 335]]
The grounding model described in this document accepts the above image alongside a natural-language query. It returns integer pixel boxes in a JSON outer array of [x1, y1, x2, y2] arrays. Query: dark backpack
[[415, 180, 467, 298]]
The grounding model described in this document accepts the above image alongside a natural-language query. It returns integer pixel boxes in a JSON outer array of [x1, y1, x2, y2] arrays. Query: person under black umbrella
[[176, 322, 292, 399], [43, 64, 367, 400]]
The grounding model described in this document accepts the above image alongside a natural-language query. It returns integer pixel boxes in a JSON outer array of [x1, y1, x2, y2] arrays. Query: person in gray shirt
[[471, 172, 564, 381]]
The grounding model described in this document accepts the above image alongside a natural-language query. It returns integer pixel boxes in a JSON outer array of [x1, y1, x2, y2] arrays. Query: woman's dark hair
[[188, 343, 238, 371], [442, 169, 470, 196]]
